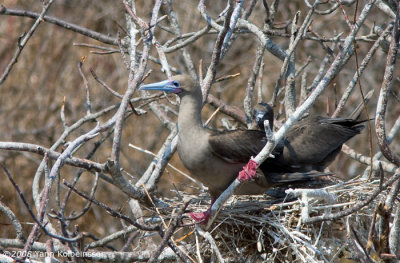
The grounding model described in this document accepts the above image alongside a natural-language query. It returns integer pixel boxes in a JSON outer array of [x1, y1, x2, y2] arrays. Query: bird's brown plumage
[[251, 103, 366, 173], [140, 75, 352, 200]]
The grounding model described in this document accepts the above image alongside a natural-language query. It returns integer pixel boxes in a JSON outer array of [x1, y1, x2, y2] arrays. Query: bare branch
[[333, 23, 393, 117], [0, 200, 25, 241], [0, 1, 55, 85], [375, 11, 400, 167]]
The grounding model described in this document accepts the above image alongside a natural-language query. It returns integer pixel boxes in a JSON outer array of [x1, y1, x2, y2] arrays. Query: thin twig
[[0, 1, 55, 85]]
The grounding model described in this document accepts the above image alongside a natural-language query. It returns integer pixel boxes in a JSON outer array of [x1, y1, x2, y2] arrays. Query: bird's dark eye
[[172, 81, 179, 87]]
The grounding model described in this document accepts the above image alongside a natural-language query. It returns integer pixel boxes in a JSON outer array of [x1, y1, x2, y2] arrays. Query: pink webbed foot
[[237, 159, 258, 181], [189, 199, 215, 223], [189, 208, 211, 223]]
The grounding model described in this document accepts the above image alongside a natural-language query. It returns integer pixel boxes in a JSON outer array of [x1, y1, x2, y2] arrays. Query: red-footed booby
[[251, 102, 366, 173], [140, 75, 365, 222]]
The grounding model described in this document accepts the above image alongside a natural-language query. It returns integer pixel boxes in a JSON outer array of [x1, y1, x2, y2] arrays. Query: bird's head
[[252, 103, 274, 130], [139, 74, 198, 97]]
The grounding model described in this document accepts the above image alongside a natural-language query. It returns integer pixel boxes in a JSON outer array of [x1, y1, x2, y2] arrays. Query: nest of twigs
[[160, 178, 386, 262]]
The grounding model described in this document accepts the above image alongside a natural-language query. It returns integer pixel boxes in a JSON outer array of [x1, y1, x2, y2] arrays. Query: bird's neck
[[176, 91, 211, 175], [178, 93, 205, 132]]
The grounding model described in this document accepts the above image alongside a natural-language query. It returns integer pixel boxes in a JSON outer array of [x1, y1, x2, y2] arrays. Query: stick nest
[[160, 178, 385, 262]]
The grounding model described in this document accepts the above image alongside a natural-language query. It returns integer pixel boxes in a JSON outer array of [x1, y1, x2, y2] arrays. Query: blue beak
[[139, 79, 182, 94]]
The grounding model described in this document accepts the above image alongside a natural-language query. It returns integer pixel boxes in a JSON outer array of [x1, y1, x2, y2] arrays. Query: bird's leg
[[189, 159, 258, 223], [237, 159, 259, 181], [189, 198, 215, 223]]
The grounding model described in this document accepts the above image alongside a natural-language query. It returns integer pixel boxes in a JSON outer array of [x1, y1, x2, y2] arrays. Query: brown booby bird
[[251, 102, 366, 173], [140, 75, 365, 221]]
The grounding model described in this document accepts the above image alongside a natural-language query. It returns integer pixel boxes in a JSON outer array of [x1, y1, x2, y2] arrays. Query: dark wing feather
[[281, 116, 365, 166], [209, 129, 279, 164]]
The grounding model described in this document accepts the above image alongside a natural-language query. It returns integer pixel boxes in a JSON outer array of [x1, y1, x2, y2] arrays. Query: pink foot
[[189, 199, 215, 223], [189, 209, 211, 223], [238, 159, 258, 181]]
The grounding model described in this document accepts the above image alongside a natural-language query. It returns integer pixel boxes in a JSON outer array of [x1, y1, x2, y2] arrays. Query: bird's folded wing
[[208, 129, 280, 164]]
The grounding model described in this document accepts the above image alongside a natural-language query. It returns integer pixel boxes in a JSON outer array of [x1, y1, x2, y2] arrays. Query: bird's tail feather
[[268, 171, 333, 184]]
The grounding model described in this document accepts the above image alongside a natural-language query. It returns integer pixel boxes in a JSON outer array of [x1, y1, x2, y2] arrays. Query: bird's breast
[[177, 133, 244, 193]]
